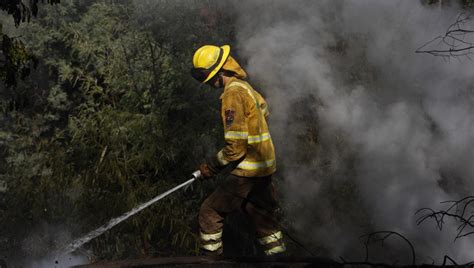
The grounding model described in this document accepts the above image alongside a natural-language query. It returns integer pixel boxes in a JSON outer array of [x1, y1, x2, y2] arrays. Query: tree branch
[[416, 12, 474, 58], [359, 231, 416, 266], [416, 196, 474, 241]]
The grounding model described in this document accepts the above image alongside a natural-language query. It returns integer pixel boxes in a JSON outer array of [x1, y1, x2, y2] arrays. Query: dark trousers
[[199, 174, 283, 254]]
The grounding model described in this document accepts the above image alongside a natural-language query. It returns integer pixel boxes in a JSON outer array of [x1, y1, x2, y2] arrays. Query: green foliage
[[0, 0, 60, 26], [0, 34, 37, 86], [0, 0, 234, 261], [0, 0, 60, 86]]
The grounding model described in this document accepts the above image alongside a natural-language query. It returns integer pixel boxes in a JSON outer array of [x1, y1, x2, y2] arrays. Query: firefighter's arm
[[207, 89, 248, 174]]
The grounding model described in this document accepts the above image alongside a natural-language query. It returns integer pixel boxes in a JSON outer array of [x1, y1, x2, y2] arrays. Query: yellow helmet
[[191, 45, 230, 83]]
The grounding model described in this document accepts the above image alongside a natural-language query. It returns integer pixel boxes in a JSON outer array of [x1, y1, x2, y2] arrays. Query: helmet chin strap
[[218, 72, 224, 88]]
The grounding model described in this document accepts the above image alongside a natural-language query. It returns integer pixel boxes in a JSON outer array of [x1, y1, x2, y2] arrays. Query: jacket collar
[[220, 77, 241, 99]]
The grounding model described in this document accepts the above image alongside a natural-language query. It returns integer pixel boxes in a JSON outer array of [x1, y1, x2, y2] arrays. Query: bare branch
[[442, 255, 458, 266], [416, 12, 474, 58], [359, 231, 416, 266], [416, 196, 474, 241]]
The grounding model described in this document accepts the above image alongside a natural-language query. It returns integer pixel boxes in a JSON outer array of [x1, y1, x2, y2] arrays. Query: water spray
[[63, 170, 201, 254]]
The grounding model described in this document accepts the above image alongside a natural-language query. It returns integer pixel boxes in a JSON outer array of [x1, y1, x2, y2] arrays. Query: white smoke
[[233, 0, 474, 264], [7, 224, 90, 267], [26, 254, 88, 268]]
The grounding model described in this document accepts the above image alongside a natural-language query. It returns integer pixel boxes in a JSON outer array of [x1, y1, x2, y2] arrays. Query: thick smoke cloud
[[233, 0, 474, 263]]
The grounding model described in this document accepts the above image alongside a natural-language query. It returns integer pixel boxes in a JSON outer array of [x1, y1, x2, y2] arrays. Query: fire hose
[[64, 170, 202, 254], [64, 169, 314, 257]]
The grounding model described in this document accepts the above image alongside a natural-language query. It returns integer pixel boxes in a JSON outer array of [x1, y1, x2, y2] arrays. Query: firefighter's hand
[[197, 163, 215, 180]]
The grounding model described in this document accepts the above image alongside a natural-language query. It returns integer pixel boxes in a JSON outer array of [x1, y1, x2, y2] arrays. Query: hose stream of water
[[63, 178, 196, 254]]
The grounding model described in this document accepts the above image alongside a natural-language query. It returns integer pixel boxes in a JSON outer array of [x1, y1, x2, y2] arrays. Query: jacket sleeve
[[208, 89, 248, 172]]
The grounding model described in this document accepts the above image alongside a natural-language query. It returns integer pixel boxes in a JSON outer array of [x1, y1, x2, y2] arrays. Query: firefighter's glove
[[197, 163, 216, 180]]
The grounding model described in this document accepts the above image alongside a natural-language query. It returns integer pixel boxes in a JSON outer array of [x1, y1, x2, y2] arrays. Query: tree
[[0, 0, 237, 263], [0, 0, 59, 86]]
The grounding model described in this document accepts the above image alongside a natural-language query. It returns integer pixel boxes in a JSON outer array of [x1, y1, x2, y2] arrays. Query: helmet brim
[[202, 45, 230, 83]]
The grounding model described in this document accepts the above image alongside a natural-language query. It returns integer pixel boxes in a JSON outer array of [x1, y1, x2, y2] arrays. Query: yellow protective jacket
[[214, 77, 276, 177]]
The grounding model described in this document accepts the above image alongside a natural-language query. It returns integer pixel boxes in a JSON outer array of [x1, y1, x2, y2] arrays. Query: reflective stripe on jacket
[[216, 77, 276, 177]]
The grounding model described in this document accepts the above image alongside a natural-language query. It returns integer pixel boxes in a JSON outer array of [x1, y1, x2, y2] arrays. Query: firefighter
[[190, 45, 285, 256]]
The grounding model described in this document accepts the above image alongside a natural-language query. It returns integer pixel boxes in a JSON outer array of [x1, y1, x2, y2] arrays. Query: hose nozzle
[[192, 170, 202, 180]]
